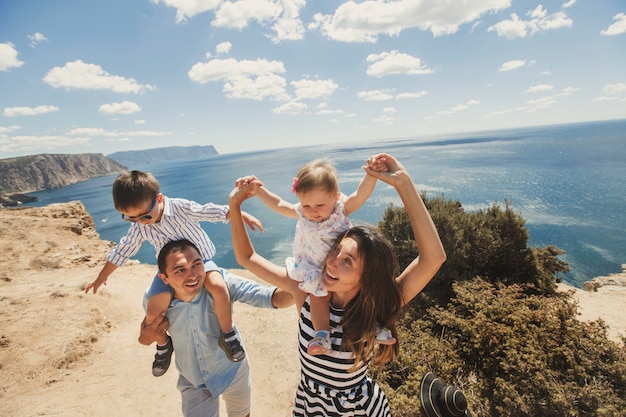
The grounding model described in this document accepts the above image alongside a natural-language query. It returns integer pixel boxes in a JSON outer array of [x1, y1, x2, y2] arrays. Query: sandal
[[307, 330, 332, 355], [219, 331, 246, 362], [152, 336, 173, 377], [375, 327, 397, 345]]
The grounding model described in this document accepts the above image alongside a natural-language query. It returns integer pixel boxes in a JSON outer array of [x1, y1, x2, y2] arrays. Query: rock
[[583, 265, 626, 291]]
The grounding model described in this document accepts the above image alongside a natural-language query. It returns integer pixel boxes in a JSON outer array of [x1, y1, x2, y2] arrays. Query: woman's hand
[[229, 177, 263, 207], [364, 153, 411, 187]]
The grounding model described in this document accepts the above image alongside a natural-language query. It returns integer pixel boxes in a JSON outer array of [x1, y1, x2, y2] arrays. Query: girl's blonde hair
[[293, 159, 339, 195]]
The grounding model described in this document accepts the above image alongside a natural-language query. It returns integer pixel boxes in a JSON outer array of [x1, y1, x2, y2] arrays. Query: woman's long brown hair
[[331, 225, 402, 371]]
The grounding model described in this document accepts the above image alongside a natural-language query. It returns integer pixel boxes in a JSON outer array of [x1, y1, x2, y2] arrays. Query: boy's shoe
[[219, 331, 246, 362], [307, 330, 332, 355], [375, 326, 397, 345], [152, 336, 173, 377]]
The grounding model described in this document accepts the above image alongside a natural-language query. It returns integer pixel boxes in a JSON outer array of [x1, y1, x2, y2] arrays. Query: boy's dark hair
[[112, 170, 160, 212], [157, 239, 200, 276]]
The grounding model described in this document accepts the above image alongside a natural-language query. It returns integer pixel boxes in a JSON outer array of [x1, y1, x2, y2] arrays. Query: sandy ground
[[0, 201, 623, 416]]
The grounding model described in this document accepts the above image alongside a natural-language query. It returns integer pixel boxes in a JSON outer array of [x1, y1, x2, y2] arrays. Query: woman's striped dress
[[292, 297, 392, 416]]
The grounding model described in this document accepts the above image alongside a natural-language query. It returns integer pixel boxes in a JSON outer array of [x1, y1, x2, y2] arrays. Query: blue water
[[25, 119, 626, 288]]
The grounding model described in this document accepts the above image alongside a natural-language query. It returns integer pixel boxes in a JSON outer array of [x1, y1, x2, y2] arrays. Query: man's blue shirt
[[144, 269, 276, 397]]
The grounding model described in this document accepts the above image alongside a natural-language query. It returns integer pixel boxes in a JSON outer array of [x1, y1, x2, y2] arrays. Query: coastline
[[0, 201, 623, 416]]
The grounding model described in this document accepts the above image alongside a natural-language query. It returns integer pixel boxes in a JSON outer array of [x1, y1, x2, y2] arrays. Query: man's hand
[[138, 312, 169, 345]]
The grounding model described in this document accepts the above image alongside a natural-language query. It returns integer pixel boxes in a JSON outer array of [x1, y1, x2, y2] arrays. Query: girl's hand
[[365, 154, 390, 173], [235, 175, 263, 189]]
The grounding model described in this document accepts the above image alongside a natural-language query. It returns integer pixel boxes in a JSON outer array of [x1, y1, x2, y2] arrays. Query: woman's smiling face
[[322, 237, 363, 306]]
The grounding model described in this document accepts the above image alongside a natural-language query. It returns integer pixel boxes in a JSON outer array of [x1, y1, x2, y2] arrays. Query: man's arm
[[271, 288, 295, 309]]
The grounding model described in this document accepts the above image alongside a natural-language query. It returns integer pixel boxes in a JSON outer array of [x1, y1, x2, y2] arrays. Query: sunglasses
[[121, 197, 157, 222]]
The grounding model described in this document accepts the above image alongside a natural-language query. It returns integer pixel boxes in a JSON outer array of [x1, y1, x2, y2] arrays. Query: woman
[[228, 153, 446, 416]]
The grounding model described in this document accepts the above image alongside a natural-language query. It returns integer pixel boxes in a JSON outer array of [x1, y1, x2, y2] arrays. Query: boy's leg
[[204, 270, 245, 362], [307, 294, 332, 355], [147, 273, 174, 377]]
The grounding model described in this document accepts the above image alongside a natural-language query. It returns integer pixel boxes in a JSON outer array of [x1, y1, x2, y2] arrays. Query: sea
[[24, 119, 626, 289]]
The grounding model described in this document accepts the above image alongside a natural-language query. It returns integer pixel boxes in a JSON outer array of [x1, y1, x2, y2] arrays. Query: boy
[[86, 170, 262, 376]]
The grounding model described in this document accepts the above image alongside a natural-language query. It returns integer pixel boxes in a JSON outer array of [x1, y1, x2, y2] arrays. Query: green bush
[[375, 197, 626, 417]]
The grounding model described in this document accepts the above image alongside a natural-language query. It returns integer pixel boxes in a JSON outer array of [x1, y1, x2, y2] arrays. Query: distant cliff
[[0, 153, 126, 206], [107, 145, 218, 167]]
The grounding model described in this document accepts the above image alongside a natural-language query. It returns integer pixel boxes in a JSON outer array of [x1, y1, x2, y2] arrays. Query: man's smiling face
[[159, 246, 206, 302]]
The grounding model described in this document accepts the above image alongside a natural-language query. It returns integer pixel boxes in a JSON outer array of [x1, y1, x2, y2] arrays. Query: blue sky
[[1, 0, 625, 159]]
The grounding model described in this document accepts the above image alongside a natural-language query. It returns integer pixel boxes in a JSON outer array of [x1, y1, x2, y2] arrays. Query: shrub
[[375, 196, 626, 416]]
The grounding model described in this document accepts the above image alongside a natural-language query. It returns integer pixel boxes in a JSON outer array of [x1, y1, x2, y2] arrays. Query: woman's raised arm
[[228, 181, 303, 304], [364, 154, 447, 305]]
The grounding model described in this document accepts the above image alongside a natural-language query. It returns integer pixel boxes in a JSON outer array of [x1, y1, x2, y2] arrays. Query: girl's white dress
[[286, 194, 352, 296]]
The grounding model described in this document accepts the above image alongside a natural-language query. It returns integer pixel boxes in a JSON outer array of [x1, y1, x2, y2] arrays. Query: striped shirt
[[293, 297, 391, 416], [107, 196, 229, 266]]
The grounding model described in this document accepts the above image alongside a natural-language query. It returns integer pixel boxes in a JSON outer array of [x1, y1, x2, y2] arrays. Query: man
[[139, 239, 293, 417]]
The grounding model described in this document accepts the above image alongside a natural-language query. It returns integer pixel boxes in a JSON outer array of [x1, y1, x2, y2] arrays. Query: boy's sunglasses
[[121, 198, 157, 222]]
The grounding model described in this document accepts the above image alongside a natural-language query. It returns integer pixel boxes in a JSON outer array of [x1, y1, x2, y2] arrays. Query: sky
[[1, 0, 625, 159]]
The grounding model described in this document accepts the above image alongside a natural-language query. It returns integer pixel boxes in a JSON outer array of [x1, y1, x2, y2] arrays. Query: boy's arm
[[343, 171, 377, 216], [85, 261, 118, 294]]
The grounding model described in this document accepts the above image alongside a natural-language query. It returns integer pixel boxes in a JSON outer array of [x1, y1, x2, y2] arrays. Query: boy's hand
[[85, 277, 106, 294], [242, 211, 264, 233]]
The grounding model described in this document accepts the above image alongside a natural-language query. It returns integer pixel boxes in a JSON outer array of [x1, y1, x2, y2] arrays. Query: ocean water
[[25, 119, 626, 288]]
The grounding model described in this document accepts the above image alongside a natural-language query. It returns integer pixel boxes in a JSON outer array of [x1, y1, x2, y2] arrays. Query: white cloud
[[212, 0, 281, 30], [1, 134, 91, 154], [396, 91, 428, 99], [310, 0, 511, 42], [99, 101, 142, 115], [150, 0, 221, 23], [43, 60, 156, 93], [3, 105, 60, 117], [0, 42, 24, 71], [499, 59, 526, 72], [0, 125, 21, 134], [154, 0, 306, 42], [188, 57, 288, 100], [562, 0, 576, 8], [366, 50, 434, 77], [557, 86, 578, 96], [525, 84, 554, 93], [521, 96, 556, 111], [603, 83, 626, 94], [216, 41, 232, 54], [372, 114, 395, 124], [66, 127, 171, 137], [488, 5, 572, 39], [485, 109, 513, 118], [291, 79, 338, 100], [357, 89, 395, 101], [224, 73, 288, 100], [437, 99, 480, 115], [27, 32, 48, 48], [601, 13, 626, 36], [272, 100, 307, 114], [317, 108, 344, 115]]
